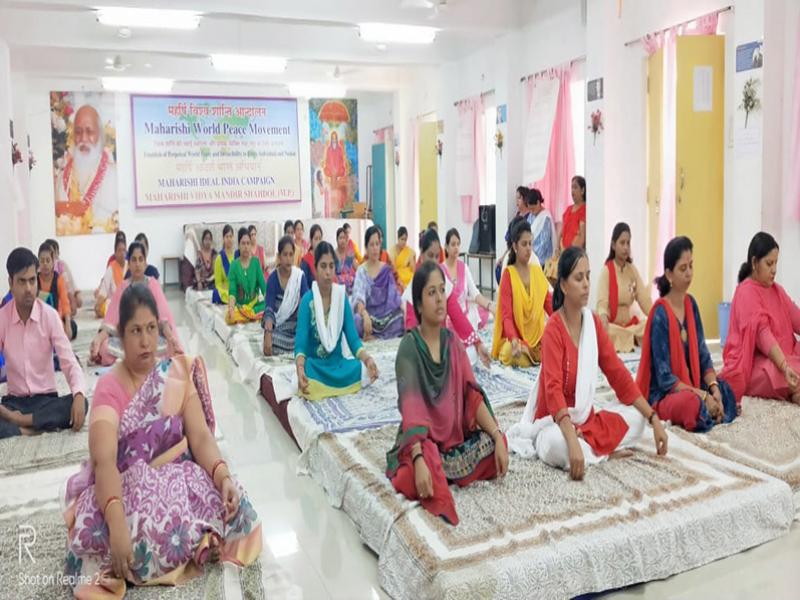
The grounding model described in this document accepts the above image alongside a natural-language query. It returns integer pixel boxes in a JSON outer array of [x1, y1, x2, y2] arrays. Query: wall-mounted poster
[[131, 95, 301, 208], [309, 98, 358, 218], [51, 91, 118, 235]]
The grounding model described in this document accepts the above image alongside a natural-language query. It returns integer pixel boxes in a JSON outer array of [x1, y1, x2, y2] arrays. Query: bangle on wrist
[[412, 453, 424, 465], [556, 412, 570, 426], [708, 380, 719, 390], [648, 411, 658, 424], [103, 496, 122, 517], [211, 459, 227, 483]]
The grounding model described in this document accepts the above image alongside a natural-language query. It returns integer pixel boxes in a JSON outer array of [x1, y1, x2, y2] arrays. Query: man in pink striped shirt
[[0, 247, 86, 438]]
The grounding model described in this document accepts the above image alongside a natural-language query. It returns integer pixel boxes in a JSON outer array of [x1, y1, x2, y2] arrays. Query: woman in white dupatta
[[294, 242, 379, 401], [526, 188, 556, 268], [508, 248, 668, 480], [263, 236, 309, 356]]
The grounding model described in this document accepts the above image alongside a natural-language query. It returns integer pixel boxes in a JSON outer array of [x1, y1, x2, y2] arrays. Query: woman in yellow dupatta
[[391, 226, 416, 290], [492, 220, 552, 367]]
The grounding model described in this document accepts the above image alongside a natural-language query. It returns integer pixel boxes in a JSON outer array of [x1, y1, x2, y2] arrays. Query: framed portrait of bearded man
[[51, 91, 119, 235]]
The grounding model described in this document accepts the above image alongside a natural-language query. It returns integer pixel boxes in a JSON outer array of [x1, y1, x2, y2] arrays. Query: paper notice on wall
[[522, 77, 559, 184], [456, 105, 475, 197], [693, 66, 713, 112]]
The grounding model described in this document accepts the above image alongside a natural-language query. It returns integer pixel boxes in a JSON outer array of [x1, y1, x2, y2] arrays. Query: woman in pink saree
[[90, 242, 181, 366], [721, 232, 800, 404], [64, 284, 261, 598]]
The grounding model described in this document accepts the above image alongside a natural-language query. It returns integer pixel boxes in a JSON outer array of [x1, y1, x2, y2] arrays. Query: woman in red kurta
[[557, 175, 586, 250], [508, 247, 667, 480], [721, 232, 800, 403], [387, 262, 508, 525]]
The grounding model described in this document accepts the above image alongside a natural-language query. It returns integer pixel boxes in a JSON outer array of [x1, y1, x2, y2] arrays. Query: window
[[570, 77, 585, 175], [481, 101, 496, 206]]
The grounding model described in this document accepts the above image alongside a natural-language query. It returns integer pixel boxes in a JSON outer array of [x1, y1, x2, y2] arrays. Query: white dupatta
[[530, 209, 556, 254], [507, 307, 598, 458], [274, 267, 304, 327], [312, 281, 346, 354]]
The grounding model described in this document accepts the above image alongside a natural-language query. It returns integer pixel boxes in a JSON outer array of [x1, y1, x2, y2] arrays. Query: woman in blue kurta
[[636, 236, 737, 432], [295, 242, 379, 401], [263, 236, 309, 356]]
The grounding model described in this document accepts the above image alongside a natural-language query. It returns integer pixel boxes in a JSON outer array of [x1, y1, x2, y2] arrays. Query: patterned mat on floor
[[670, 396, 800, 510], [0, 509, 267, 600], [304, 403, 793, 600], [300, 353, 533, 434]]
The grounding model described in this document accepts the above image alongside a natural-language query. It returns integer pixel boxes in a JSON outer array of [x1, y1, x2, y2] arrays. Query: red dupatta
[[636, 296, 700, 397], [301, 251, 316, 279], [606, 260, 640, 327]]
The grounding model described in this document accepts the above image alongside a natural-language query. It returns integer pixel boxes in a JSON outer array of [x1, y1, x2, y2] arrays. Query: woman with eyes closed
[[637, 237, 737, 432]]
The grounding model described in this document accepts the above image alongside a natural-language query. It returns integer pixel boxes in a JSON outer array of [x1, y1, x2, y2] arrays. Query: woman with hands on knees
[[294, 242, 378, 400], [64, 284, 261, 598], [637, 236, 737, 431], [386, 261, 508, 525], [507, 247, 668, 481]]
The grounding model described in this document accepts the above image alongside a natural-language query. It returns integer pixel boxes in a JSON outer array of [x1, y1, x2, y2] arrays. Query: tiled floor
[[169, 292, 800, 600]]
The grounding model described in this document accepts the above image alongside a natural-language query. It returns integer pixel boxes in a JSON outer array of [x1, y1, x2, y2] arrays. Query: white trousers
[[536, 404, 646, 471]]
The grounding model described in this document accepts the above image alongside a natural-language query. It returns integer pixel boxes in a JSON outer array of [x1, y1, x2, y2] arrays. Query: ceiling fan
[[400, 0, 451, 13], [104, 55, 131, 72]]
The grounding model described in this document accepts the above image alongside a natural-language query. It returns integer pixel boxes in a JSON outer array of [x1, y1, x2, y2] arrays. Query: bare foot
[[19, 427, 38, 436], [0, 405, 27, 427], [609, 449, 635, 460], [790, 392, 800, 406]]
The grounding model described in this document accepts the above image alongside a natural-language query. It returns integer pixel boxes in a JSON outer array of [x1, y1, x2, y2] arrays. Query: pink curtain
[[527, 64, 576, 224], [642, 11, 719, 293], [457, 97, 484, 223], [790, 10, 800, 220]]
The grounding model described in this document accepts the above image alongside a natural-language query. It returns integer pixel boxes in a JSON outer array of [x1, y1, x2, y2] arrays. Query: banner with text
[[131, 95, 301, 208]]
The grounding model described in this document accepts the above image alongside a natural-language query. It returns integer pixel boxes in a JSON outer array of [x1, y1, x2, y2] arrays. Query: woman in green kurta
[[226, 227, 267, 324], [295, 242, 379, 401]]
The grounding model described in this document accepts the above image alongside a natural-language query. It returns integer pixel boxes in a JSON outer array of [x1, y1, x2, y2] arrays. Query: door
[[675, 35, 725, 336], [647, 48, 663, 289], [418, 121, 439, 229], [371, 143, 387, 249]]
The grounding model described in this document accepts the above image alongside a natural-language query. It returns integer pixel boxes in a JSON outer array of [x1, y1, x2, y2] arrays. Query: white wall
[[19, 75, 390, 290], [0, 36, 18, 270], [392, 0, 586, 292], [356, 93, 394, 209]]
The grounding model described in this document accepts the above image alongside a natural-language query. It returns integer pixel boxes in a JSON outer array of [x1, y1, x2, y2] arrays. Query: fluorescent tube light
[[288, 82, 346, 98], [101, 77, 174, 93], [358, 22, 437, 44], [96, 7, 201, 30], [211, 54, 287, 73]]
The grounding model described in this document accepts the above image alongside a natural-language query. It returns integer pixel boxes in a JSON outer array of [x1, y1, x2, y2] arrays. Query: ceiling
[[0, 0, 529, 92]]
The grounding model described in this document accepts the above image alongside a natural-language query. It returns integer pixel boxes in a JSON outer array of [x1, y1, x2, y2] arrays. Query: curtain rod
[[416, 110, 436, 120], [519, 55, 586, 83], [453, 89, 495, 107], [623, 5, 732, 47]]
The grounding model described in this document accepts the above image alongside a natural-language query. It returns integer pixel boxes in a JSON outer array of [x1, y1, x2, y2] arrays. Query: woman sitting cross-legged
[[38, 241, 76, 341], [386, 261, 509, 525], [95, 233, 127, 318], [299, 224, 323, 285], [720, 232, 800, 404], [64, 284, 261, 598], [194, 229, 217, 292], [295, 242, 379, 400], [212, 225, 238, 305], [262, 236, 309, 357], [637, 236, 737, 431], [90, 242, 181, 366], [390, 226, 416, 290], [226, 227, 267, 324], [491, 220, 552, 367], [507, 248, 668, 480], [443, 228, 493, 334], [352, 225, 404, 340], [403, 229, 492, 368], [596, 222, 652, 353], [334, 227, 358, 296]]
